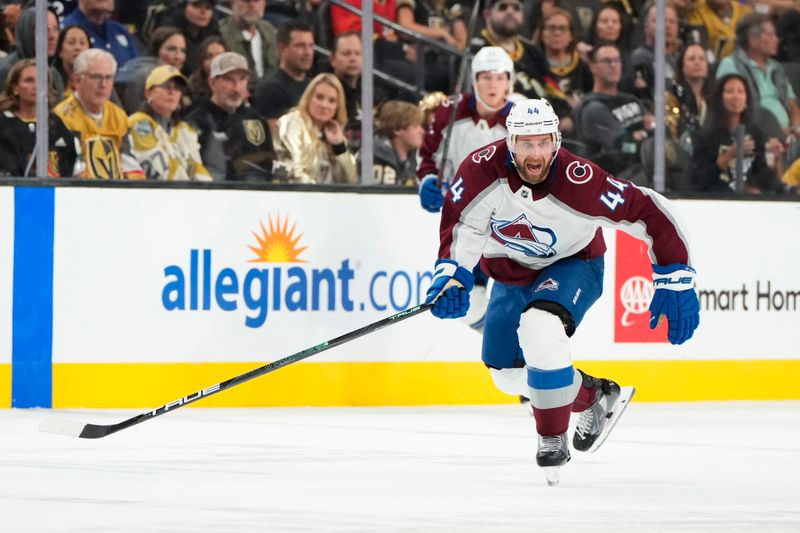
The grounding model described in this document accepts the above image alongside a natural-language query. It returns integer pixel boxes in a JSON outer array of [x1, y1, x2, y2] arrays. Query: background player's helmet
[[505, 98, 562, 156], [471, 46, 514, 111]]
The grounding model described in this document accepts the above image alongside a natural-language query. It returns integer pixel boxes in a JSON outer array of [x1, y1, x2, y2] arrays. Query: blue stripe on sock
[[527, 366, 574, 390], [12, 187, 54, 408]]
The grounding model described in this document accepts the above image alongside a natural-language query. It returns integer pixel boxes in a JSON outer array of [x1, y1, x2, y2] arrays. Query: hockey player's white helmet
[[505, 98, 562, 156], [471, 46, 514, 90], [471, 47, 514, 112]]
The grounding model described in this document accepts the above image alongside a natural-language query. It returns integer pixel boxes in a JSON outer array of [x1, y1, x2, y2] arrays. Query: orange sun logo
[[248, 214, 308, 263]]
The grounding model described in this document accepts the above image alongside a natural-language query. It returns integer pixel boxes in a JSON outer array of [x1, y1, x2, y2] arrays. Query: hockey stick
[[436, 0, 482, 186], [39, 303, 433, 439]]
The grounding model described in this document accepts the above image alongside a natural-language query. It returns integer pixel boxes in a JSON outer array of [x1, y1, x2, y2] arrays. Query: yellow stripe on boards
[[0, 364, 10, 408], [52, 362, 510, 408], [50, 360, 800, 408]]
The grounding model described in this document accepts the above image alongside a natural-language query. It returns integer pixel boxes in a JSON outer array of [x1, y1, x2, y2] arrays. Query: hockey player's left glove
[[419, 174, 447, 213], [649, 263, 700, 345], [425, 259, 474, 319]]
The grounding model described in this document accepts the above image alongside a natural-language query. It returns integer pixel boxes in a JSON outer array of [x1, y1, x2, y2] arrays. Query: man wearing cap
[[54, 48, 145, 179], [218, 0, 278, 83], [185, 51, 275, 181], [128, 64, 212, 181]]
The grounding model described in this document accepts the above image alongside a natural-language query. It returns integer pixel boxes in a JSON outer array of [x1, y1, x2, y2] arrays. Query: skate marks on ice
[[1, 403, 799, 532]]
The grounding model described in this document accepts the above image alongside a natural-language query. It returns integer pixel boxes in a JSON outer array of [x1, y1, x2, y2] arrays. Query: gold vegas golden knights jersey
[[54, 94, 145, 179], [127, 112, 212, 181]]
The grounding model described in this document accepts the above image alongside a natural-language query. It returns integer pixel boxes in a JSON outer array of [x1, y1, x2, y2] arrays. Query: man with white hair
[[424, 97, 700, 485], [54, 48, 144, 179]]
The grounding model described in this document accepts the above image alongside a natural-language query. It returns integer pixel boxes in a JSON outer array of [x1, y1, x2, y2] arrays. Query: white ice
[[2, 402, 799, 532]]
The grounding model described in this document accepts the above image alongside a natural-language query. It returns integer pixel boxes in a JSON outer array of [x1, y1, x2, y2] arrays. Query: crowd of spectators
[[0, 0, 798, 195]]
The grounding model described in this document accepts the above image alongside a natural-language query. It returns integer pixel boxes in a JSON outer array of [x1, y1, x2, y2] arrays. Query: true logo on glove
[[653, 276, 694, 287]]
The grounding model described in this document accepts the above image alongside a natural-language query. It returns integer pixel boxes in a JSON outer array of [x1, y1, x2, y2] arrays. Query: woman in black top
[[689, 74, 785, 194], [0, 59, 77, 178]]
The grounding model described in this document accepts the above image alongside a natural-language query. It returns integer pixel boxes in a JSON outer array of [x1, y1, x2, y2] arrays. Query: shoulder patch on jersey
[[565, 160, 593, 185], [134, 120, 153, 137], [472, 144, 497, 163]]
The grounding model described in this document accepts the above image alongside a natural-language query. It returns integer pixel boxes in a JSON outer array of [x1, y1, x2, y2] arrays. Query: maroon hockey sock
[[532, 405, 571, 436], [571, 382, 599, 413]]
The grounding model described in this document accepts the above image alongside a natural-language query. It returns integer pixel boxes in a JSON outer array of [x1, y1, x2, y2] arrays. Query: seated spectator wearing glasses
[[54, 49, 145, 179], [0, 59, 78, 178], [185, 52, 275, 181], [63, 0, 139, 67], [576, 43, 652, 184], [534, 8, 593, 137], [116, 26, 189, 114], [152, 0, 220, 75], [366, 100, 426, 186], [128, 65, 212, 181], [470, 0, 563, 110], [0, 6, 63, 97], [273, 73, 357, 184], [252, 20, 315, 137]]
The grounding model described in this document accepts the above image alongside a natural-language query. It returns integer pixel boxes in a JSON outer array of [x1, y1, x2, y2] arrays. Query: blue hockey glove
[[425, 259, 474, 319], [419, 175, 447, 213], [649, 264, 700, 345]]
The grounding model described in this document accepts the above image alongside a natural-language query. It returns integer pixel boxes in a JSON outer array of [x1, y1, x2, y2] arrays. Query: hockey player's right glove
[[425, 258, 474, 319], [419, 174, 447, 212], [649, 263, 700, 345]]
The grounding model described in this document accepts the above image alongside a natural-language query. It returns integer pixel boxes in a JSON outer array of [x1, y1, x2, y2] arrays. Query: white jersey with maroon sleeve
[[416, 94, 512, 184], [438, 139, 692, 285]]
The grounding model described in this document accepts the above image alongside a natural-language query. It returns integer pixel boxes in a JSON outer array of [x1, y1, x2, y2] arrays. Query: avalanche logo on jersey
[[471, 145, 496, 163], [490, 213, 557, 257]]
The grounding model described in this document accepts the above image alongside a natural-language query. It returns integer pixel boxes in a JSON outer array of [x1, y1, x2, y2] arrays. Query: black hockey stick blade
[[39, 303, 433, 439]]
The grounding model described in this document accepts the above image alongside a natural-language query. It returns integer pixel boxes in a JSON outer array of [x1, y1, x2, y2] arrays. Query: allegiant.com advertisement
[[161, 213, 435, 328]]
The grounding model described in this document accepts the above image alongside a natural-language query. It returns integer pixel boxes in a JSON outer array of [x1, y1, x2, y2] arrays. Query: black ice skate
[[573, 377, 635, 453], [536, 432, 570, 486]]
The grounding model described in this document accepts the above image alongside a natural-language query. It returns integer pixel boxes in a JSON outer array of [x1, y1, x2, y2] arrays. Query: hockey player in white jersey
[[424, 98, 700, 485], [417, 46, 516, 330]]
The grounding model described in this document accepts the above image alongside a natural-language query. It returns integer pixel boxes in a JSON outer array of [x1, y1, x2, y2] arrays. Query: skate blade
[[587, 386, 635, 454], [542, 466, 561, 486]]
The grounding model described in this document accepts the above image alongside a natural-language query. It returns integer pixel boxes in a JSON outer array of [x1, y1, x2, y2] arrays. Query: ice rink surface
[[2, 402, 799, 533]]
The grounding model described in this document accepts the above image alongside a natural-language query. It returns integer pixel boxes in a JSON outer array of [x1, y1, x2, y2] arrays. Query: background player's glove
[[649, 263, 700, 345], [419, 175, 447, 212], [425, 259, 474, 319]]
